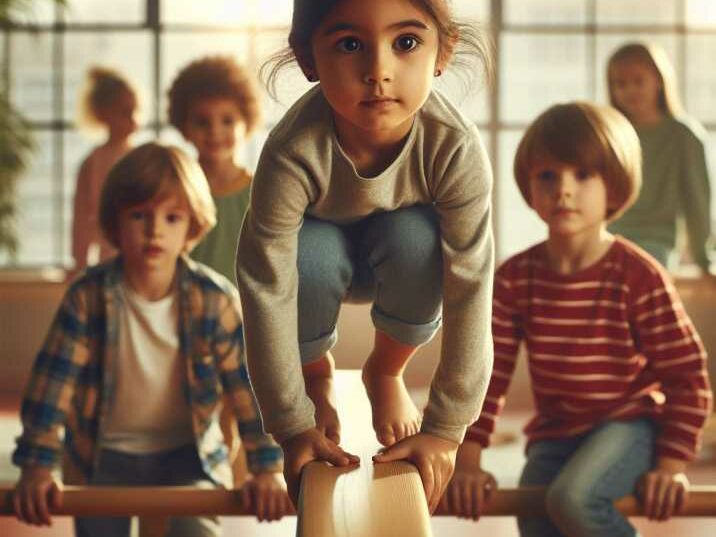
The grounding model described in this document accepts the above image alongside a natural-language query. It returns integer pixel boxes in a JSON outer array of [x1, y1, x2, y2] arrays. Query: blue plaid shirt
[[12, 256, 282, 486]]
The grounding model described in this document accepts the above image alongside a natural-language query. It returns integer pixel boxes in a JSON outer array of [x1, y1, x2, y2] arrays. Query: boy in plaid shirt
[[12, 142, 290, 536]]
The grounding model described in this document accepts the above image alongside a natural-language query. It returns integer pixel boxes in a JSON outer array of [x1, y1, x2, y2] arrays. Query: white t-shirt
[[102, 282, 194, 453]]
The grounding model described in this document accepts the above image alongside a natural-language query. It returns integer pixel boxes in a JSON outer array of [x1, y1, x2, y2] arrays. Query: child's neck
[[630, 108, 665, 128], [544, 227, 614, 275], [199, 157, 250, 195], [334, 114, 413, 177], [123, 262, 177, 301], [104, 132, 131, 150]]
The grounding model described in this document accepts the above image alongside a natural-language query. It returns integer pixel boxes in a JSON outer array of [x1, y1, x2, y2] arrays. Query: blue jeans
[[297, 205, 443, 363], [74, 444, 221, 537], [518, 419, 655, 537]]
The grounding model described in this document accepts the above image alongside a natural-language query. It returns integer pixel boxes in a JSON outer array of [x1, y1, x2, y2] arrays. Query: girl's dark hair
[[80, 66, 137, 128], [260, 0, 493, 100]]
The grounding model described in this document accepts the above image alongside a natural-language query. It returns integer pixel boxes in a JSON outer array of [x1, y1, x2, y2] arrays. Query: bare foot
[[362, 365, 422, 447], [303, 354, 341, 444]]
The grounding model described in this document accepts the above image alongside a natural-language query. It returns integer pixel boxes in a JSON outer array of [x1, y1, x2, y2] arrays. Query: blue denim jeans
[[518, 419, 655, 537], [297, 204, 443, 363], [74, 444, 221, 537]]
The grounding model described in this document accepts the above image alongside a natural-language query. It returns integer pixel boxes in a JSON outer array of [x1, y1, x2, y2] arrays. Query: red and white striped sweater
[[466, 237, 712, 461]]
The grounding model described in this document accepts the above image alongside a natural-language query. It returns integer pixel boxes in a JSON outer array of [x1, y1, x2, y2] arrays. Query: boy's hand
[[636, 457, 689, 521], [239, 471, 294, 521], [280, 427, 360, 507], [372, 432, 458, 514], [13, 466, 63, 526], [438, 467, 497, 520]]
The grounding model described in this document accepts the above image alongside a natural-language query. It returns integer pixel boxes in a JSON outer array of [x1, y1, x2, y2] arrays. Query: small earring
[[307, 73, 317, 82], [434, 69, 442, 77]]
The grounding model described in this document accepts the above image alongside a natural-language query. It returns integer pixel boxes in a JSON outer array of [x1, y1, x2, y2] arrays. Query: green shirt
[[191, 186, 250, 285], [609, 115, 713, 270]]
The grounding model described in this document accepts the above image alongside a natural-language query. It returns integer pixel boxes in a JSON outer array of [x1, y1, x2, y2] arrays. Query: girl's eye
[[166, 213, 184, 224], [129, 210, 145, 220], [222, 116, 235, 126], [394, 35, 420, 52], [336, 37, 362, 53], [576, 170, 592, 181]]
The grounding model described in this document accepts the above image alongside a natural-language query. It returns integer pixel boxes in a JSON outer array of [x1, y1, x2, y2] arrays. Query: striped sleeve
[[630, 269, 713, 461], [466, 265, 523, 447], [12, 284, 91, 469], [214, 292, 283, 474]]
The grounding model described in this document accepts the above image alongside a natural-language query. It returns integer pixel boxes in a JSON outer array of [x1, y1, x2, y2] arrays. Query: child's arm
[[71, 156, 93, 272], [680, 123, 713, 274], [630, 266, 713, 519], [212, 292, 293, 519], [438, 440, 496, 520], [12, 284, 92, 525]]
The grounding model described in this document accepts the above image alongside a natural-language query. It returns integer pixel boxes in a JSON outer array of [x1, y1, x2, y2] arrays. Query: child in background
[[168, 55, 261, 285], [12, 143, 291, 536], [236, 0, 495, 512], [72, 66, 138, 273], [444, 102, 712, 536], [607, 42, 714, 273]]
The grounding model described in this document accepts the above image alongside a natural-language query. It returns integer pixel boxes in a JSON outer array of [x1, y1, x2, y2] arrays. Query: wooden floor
[[1, 385, 716, 536]]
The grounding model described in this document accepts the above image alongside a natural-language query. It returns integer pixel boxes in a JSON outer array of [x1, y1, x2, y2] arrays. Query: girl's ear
[[435, 31, 459, 76], [296, 50, 318, 82]]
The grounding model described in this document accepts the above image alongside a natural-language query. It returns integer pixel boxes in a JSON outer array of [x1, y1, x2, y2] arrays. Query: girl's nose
[[363, 47, 393, 84], [556, 173, 576, 198]]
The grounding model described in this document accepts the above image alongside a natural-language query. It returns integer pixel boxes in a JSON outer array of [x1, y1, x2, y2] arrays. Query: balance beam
[[2, 371, 716, 526]]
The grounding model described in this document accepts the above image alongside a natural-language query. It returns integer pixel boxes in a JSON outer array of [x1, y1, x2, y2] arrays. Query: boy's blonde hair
[[607, 42, 683, 117], [514, 102, 642, 222], [79, 66, 137, 129], [167, 55, 262, 136], [99, 142, 216, 251]]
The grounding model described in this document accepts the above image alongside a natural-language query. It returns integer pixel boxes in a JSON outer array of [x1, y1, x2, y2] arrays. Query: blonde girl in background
[[607, 42, 713, 273], [236, 0, 495, 512], [72, 66, 139, 273]]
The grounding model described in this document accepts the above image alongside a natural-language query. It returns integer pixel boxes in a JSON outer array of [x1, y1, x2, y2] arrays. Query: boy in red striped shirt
[[443, 102, 712, 536]]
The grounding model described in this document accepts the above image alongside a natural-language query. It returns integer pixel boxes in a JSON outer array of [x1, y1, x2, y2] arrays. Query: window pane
[[687, 0, 716, 27], [63, 32, 152, 125], [595, 34, 679, 105], [454, 0, 491, 20], [10, 33, 54, 122], [14, 131, 56, 266], [596, 0, 680, 26], [500, 34, 589, 123], [163, 0, 261, 26], [708, 132, 716, 226], [434, 71, 489, 123], [5, 2, 55, 24], [504, 0, 588, 25], [64, 0, 144, 24], [161, 32, 251, 125], [496, 131, 546, 262], [686, 36, 716, 123]]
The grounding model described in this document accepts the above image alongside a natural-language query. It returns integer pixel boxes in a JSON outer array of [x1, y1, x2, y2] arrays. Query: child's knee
[[545, 479, 595, 533]]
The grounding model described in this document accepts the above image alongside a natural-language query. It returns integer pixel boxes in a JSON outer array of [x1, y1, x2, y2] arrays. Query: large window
[[2, 0, 715, 267]]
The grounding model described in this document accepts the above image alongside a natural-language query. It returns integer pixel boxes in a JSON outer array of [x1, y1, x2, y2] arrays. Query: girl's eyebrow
[[322, 19, 430, 36]]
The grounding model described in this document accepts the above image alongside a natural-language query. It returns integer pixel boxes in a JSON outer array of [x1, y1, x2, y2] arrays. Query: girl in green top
[[607, 42, 713, 273]]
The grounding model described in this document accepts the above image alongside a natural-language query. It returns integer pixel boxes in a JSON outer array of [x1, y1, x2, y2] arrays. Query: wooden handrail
[[2, 485, 716, 517]]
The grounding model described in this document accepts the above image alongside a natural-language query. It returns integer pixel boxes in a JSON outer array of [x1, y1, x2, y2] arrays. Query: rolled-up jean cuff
[[371, 307, 441, 347], [299, 327, 339, 364]]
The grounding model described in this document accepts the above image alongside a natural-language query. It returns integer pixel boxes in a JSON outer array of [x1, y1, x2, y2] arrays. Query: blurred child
[[12, 143, 291, 536], [168, 55, 262, 285], [444, 102, 712, 536], [236, 0, 495, 512], [607, 42, 713, 273], [72, 66, 138, 272]]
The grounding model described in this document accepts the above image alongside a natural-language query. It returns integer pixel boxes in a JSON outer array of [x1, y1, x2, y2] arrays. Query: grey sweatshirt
[[236, 87, 494, 444]]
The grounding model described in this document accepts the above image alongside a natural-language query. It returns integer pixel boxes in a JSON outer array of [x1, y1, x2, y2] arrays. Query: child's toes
[[377, 425, 397, 447]]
